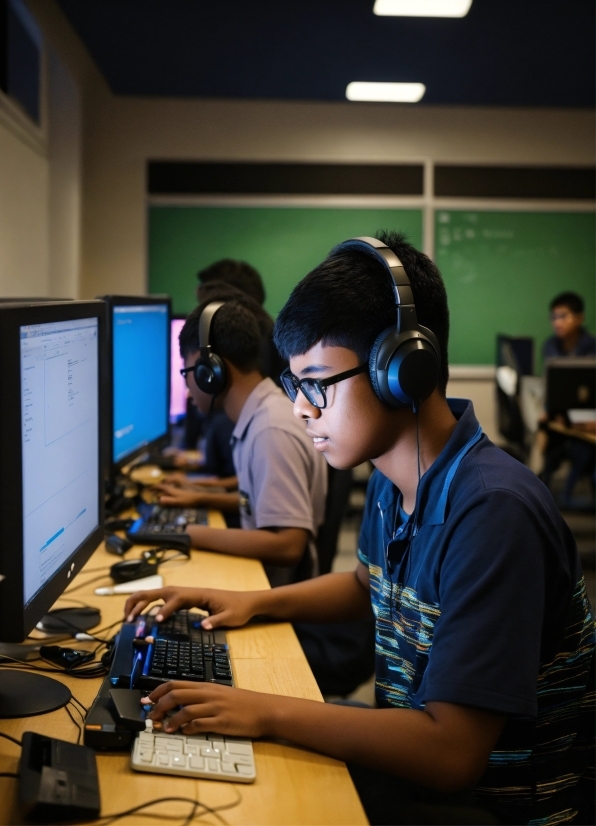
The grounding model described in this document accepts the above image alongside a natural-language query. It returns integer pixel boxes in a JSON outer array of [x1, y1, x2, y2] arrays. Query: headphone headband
[[333, 236, 440, 410], [335, 237, 418, 332], [199, 301, 225, 350]]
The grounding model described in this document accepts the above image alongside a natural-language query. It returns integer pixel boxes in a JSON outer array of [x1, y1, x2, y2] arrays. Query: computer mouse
[[37, 606, 101, 634]]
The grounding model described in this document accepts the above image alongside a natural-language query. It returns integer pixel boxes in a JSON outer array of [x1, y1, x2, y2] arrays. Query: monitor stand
[[0, 671, 71, 718]]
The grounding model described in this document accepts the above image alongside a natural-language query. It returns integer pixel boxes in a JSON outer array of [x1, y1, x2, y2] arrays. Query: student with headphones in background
[[155, 297, 327, 588], [125, 232, 594, 826]]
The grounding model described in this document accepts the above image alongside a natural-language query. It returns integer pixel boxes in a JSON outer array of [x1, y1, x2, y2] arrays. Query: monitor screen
[[170, 317, 187, 422], [112, 303, 170, 464], [20, 318, 99, 606], [0, 300, 105, 648]]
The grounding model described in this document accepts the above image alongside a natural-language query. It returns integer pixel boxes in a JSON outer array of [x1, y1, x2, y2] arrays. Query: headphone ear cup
[[368, 327, 395, 405], [369, 328, 440, 409], [194, 351, 227, 395]]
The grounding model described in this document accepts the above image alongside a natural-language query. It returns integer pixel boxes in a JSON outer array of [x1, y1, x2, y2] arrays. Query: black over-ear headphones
[[192, 301, 227, 395], [335, 237, 440, 411]]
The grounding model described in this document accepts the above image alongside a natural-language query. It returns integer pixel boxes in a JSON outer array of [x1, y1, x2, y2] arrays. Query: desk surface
[[0, 512, 367, 825], [548, 420, 596, 445]]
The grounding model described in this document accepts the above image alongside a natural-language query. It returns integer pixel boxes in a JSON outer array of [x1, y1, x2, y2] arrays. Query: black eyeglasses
[[280, 364, 368, 409], [179, 365, 195, 379]]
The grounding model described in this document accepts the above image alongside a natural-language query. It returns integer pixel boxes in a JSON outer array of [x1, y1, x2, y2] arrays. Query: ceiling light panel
[[346, 82, 426, 102], [373, 0, 473, 17]]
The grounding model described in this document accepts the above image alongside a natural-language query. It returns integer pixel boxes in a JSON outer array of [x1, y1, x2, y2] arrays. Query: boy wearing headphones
[[160, 299, 327, 587], [125, 232, 594, 826]]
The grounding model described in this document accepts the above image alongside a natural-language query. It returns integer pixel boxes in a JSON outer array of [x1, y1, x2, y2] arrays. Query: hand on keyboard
[[124, 585, 260, 629], [141, 680, 272, 741]]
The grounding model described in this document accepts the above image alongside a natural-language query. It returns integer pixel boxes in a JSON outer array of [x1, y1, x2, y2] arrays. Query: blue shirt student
[[358, 399, 595, 825]]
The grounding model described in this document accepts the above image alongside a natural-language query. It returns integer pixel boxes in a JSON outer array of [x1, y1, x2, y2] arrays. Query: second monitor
[[101, 296, 171, 474]]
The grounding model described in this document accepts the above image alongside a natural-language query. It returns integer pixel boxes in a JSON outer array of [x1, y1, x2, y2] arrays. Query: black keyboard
[[109, 610, 233, 691], [126, 502, 208, 546]]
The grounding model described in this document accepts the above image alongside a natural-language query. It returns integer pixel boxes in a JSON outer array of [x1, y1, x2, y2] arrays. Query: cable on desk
[[0, 732, 22, 748], [96, 790, 242, 826], [64, 702, 83, 745], [0, 772, 18, 778], [69, 692, 89, 716]]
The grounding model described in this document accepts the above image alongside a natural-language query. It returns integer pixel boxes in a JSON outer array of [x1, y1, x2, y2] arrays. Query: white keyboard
[[131, 729, 256, 783]]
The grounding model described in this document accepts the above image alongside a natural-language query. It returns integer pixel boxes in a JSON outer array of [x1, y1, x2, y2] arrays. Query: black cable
[[64, 573, 110, 594], [96, 790, 241, 826], [0, 772, 18, 778], [70, 691, 89, 716], [0, 732, 21, 748], [64, 702, 83, 744]]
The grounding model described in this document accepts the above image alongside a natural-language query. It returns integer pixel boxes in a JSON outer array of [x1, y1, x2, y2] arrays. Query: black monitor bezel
[[545, 357, 596, 415], [0, 301, 107, 643], [101, 295, 172, 475]]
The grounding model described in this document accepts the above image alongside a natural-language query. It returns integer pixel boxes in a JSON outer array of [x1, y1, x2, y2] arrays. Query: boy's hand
[[143, 682, 272, 739], [155, 483, 205, 507], [124, 585, 262, 628]]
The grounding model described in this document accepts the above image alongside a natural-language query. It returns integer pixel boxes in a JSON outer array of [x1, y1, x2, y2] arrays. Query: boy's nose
[[293, 392, 321, 421]]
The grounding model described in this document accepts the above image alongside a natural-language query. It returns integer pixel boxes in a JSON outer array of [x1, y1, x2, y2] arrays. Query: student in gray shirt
[[156, 299, 327, 587]]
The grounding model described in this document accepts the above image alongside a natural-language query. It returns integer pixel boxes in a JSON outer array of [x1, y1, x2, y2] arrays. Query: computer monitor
[[545, 357, 596, 416], [0, 301, 106, 716], [101, 296, 171, 473], [170, 316, 187, 423], [496, 335, 534, 377]]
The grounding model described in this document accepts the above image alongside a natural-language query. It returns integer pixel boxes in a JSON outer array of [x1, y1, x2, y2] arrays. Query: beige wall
[[81, 96, 595, 299], [0, 100, 49, 297]]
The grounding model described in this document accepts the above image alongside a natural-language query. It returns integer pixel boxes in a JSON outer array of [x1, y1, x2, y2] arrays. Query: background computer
[[545, 357, 596, 417], [0, 300, 106, 717], [101, 296, 171, 476]]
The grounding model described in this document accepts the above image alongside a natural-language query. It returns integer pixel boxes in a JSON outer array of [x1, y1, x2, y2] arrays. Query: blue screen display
[[113, 304, 169, 463]]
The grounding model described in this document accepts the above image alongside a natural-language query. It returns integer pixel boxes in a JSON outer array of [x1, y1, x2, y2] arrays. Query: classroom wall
[[0, 0, 107, 300], [3, 0, 595, 320], [81, 97, 595, 300], [0, 97, 49, 296]]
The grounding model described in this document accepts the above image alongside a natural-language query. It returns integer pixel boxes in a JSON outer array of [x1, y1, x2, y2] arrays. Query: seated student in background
[[196, 259, 287, 382], [167, 282, 283, 494], [543, 291, 596, 358], [126, 232, 594, 826], [160, 298, 327, 588], [536, 291, 595, 491]]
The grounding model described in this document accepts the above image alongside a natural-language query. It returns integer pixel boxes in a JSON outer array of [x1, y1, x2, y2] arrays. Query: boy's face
[[183, 350, 218, 415], [550, 305, 584, 340], [289, 342, 400, 469]]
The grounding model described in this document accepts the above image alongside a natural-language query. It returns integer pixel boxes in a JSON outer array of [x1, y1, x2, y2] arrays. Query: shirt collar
[[377, 399, 483, 527], [231, 377, 280, 443]]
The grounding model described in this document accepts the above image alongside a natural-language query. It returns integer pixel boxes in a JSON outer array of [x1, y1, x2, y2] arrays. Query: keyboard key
[[189, 755, 204, 770], [237, 764, 254, 777], [225, 741, 253, 755]]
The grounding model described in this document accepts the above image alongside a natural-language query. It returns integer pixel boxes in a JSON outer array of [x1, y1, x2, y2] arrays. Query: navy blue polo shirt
[[358, 400, 595, 824]]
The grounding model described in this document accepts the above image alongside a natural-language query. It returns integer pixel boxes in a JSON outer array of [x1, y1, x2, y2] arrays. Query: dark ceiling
[[56, 0, 595, 108]]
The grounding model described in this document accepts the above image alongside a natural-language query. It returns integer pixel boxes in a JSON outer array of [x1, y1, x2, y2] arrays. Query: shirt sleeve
[[419, 488, 556, 718], [246, 427, 318, 532]]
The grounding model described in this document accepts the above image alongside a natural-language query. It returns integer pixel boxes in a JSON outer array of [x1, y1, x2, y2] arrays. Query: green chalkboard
[[435, 210, 595, 367], [148, 206, 423, 317]]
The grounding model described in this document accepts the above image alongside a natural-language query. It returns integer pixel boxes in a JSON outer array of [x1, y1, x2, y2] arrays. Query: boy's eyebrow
[[298, 364, 333, 377]]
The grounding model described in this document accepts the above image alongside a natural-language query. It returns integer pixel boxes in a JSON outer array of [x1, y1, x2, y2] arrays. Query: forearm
[[246, 570, 371, 623], [186, 525, 304, 566], [190, 491, 240, 512], [263, 697, 493, 793]]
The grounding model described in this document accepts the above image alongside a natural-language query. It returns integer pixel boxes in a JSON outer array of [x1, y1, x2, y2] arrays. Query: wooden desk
[[548, 420, 596, 445], [0, 513, 367, 825]]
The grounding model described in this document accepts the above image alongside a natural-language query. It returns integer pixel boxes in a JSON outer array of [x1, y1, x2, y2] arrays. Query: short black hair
[[180, 299, 263, 374], [550, 292, 584, 315], [197, 259, 266, 306], [274, 230, 450, 394]]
